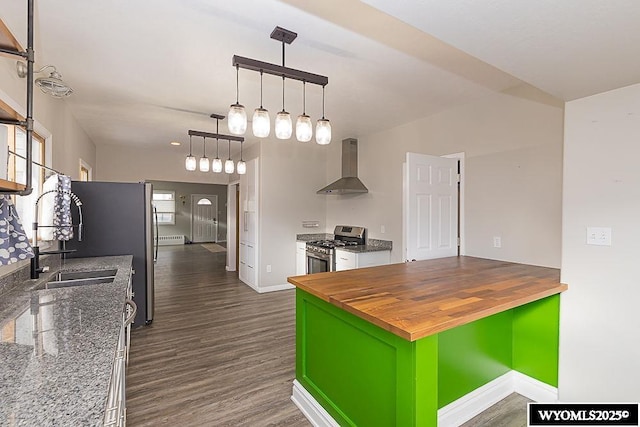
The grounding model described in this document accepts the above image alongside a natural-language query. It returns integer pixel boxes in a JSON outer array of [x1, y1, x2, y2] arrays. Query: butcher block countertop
[[288, 256, 567, 341]]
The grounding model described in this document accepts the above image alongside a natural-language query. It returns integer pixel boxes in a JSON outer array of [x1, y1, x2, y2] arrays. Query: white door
[[404, 152, 459, 261], [191, 195, 218, 243]]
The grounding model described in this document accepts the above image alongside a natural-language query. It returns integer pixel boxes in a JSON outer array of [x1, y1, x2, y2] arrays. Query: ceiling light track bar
[[188, 130, 244, 142], [232, 55, 328, 87]]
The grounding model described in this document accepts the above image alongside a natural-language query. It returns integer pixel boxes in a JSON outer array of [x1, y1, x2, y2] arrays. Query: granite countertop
[[335, 245, 391, 253], [0, 255, 133, 426]]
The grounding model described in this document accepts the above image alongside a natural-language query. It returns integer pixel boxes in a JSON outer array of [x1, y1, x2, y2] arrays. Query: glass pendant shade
[[275, 111, 292, 139], [236, 160, 247, 175], [252, 108, 271, 138], [225, 159, 235, 174], [212, 157, 223, 173], [185, 155, 197, 171], [199, 156, 210, 172], [296, 114, 312, 142], [315, 118, 332, 145], [228, 103, 247, 135]]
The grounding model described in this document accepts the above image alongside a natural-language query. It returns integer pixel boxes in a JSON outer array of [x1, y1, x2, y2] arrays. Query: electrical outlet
[[586, 227, 612, 246], [381, 225, 386, 234], [493, 236, 502, 248], [266, 264, 272, 273]]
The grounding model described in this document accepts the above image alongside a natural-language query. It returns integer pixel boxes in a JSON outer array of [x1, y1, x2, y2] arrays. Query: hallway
[[126, 244, 309, 426]]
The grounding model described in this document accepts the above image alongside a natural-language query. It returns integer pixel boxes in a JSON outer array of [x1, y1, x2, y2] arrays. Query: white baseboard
[[241, 280, 294, 294], [225, 265, 237, 272], [291, 380, 340, 427], [438, 372, 514, 427], [293, 371, 558, 427], [512, 371, 558, 403], [438, 371, 558, 426], [257, 283, 295, 293]]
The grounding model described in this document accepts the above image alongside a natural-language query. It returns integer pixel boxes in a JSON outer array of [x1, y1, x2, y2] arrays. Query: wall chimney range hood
[[317, 138, 368, 194]]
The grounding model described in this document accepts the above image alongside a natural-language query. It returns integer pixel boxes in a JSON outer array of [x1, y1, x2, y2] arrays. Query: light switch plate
[[586, 227, 612, 246]]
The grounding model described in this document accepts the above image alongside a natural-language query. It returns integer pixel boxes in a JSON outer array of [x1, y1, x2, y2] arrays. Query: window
[[153, 190, 176, 225], [79, 159, 92, 181], [7, 125, 46, 240]]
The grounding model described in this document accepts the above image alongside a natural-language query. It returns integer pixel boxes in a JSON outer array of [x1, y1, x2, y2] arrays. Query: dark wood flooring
[[126, 244, 308, 426], [126, 244, 528, 426]]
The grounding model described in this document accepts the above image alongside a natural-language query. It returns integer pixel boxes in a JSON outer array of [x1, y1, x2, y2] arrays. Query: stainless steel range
[[306, 225, 366, 274]]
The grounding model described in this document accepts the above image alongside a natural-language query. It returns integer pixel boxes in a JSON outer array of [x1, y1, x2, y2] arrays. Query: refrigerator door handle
[[154, 205, 159, 262]]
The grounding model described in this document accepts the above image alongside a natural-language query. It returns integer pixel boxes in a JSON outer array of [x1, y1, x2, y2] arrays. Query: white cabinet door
[[239, 158, 259, 289], [296, 242, 307, 275], [335, 249, 391, 271], [335, 251, 357, 271]]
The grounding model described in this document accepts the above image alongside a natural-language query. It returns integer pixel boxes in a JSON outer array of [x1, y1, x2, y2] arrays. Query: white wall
[[96, 143, 231, 184], [326, 87, 564, 267], [257, 139, 328, 288], [560, 83, 640, 401]]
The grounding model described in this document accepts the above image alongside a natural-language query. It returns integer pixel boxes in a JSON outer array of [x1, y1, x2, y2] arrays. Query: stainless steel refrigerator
[[66, 181, 155, 326]]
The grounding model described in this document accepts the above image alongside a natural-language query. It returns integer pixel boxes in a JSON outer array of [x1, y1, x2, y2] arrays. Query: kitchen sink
[[35, 269, 118, 290], [53, 269, 118, 281]]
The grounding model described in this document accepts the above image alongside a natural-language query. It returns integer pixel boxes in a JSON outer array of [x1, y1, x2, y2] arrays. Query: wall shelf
[[0, 18, 24, 59], [0, 179, 27, 193], [0, 5, 35, 195]]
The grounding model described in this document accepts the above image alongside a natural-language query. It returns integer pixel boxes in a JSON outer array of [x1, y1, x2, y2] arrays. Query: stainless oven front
[[306, 250, 335, 274]]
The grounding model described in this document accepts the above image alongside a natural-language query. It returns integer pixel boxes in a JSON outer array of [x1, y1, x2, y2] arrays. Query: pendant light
[[228, 64, 247, 135], [275, 76, 292, 139], [212, 120, 223, 173], [199, 136, 210, 172], [252, 70, 270, 138], [236, 141, 247, 175], [296, 81, 312, 142], [185, 135, 196, 171], [224, 139, 235, 174], [315, 85, 331, 145]]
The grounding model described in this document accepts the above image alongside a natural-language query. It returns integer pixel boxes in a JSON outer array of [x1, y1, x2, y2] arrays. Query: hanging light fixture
[[199, 136, 210, 172], [237, 141, 247, 175], [211, 116, 223, 173], [315, 85, 331, 145], [275, 76, 292, 139], [185, 135, 197, 171], [225, 139, 235, 174], [296, 81, 312, 142], [252, 70, 270, 138], [187, 113, 244, 174], [228, 64, 247, 135], [212, 136, 223, 173], [231, 26, 330, 144]]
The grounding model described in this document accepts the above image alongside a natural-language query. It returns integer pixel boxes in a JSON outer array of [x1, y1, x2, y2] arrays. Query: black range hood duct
[[317, 138, 369, 195]]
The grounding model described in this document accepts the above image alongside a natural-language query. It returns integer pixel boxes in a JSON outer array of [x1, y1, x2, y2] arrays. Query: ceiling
[[2, 0, 639, 151]]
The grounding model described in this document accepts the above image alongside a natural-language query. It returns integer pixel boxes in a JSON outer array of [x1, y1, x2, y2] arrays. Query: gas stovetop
[[306, 240, 360, 249], [306, 226, 366, 256], [306, 240, 360, 256]]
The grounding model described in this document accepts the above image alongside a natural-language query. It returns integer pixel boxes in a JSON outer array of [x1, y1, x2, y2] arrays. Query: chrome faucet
[[30, 189, 84, 279]]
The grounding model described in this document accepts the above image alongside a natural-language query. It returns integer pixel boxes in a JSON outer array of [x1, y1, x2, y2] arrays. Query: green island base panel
[[296, 289, 560, 426]]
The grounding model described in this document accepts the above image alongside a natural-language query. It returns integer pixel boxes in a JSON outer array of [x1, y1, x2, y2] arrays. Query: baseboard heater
[[157, 235, 185, 246]]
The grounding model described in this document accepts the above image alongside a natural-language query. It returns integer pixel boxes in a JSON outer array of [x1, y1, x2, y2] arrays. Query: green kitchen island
[[287, 256, 567, 427]]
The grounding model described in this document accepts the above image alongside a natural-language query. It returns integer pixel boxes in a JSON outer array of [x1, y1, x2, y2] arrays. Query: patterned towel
[[53, 175, 73, 241], [0, 196, 34, 265]]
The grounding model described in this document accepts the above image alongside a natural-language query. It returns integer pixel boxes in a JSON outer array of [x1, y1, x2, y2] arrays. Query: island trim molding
[[292, 370, 558, 427]]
